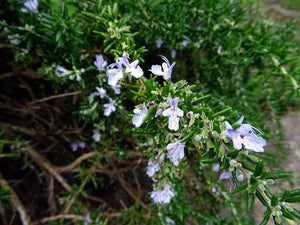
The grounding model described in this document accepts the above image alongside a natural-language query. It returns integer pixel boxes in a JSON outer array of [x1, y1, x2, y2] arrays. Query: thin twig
[[0, 203, 9, 225], [114, 165, 149, 211], [21, 146, 72, 192], [0, 173, 31, 225], [55, 152, 98, 173], [32, 214, 86, 225], [30, 91, 82, 104], [47, 176, 57, 215]]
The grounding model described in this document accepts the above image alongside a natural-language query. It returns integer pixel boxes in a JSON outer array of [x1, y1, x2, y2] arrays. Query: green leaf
[[281, 208, 295, 220], [201, 157, 221, 164], [180, 129, 198, 142], [255, 191, 268, 207], [254, 160, 264, 177], [290, 208, 300, 220], [192, 95, 210, 104], [230, 184, 247, 194], [259, 208, 271, 225], [240, 161, 255, 172], [227, 150, 240, 158], [212, 107, 232, 118], [247, 193, 255, 210], [265, 172, 290, 180], [285, 196, 300, 203], [289, 189, 300, 198], [248, 180, 258, 194], [271, 194, 279, 206]]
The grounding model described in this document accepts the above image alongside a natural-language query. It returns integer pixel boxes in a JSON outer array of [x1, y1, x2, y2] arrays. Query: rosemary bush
[[0, 0, 299, 225]]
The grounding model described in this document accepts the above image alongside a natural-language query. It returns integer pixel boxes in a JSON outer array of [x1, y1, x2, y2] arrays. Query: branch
[[29, 91, 82, 104], [32, 214, 86, 225], [55, 152, 97, 173], [0, 173, 31, 225], [21, 146, 72, 192]]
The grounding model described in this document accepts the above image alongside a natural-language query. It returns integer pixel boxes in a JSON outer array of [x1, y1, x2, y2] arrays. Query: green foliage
[[1, 0, 299, 225]]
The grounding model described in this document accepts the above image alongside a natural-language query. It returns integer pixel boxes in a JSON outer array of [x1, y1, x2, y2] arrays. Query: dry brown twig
[[32, 214, 86, 225], [21, 145, 72, 192], [0, 173, 32, 225], [30, 91, 82, 104]]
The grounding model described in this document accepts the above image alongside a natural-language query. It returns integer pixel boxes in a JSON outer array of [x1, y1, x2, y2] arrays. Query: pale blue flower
[[182, 40, 191, 47], [171, 49, 177, 59], [146, 154, 165, 177], [71, 141, 85, 152], [95, 87, 107, 98], [217, 46, 222, 54], [104, 98, 116, 116], [21, 0, 38, 13], [156, 37, 163, 48], [122, 55, 144, 78], [219, 170, 236, 191], [55, 65, 68, 77], [112, 83, 121, 95], [12, 39, 20, 45], [106, 62, 123, 87], [166, 139, 185, 166], [94, 54, 107, 71], [221, 116, 266, 152], [166, 217, 175, 225], [78, 141, 85, 149], [71, 143, 78, 152], [84, 213, 91, 225], [151, 184, 174, 204], [212, 163, 220, 172], [149, 56, 175, 82], [162, 97, 183, 131], [92, 130, 101, 142], [132, 103, 148, 128]]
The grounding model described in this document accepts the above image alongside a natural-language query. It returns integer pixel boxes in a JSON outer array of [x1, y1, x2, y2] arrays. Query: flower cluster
[[150, 184, 175, 204]]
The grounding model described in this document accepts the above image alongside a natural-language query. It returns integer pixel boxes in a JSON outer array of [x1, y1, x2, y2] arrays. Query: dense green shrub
[[0, 0, 299, 225]]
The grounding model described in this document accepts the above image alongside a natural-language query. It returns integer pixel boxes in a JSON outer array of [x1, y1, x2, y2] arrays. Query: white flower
[[156, 37, 163, 48], [55, 65, 68, 77], [166, 139, 185, 166], [71, 141, 85, 152], [162, 97, 183, 131], [217, 45, 222, 54], [78, 141, 85, 149], [132, 103, 148, 128], [146, 154, 165, 177], [171, 49, 177, 59], [182, 40, 191, 47], [21, 0, 38, 13], [95, 87, 107, 98], [151, 184, 174, 204], [112, 83, 121, 95], [104, 98, 116, 116], [149, 55, 175, 82], [92, 130, 101, 142], [12, 39, 20, 45], [71, 143, 78, 152], [212, 163, 220, 172], [122, 55, 144, 78], [220, 116, 266, 152], [166, 217, 175, 225], [94, 54, 107, 71], [106, 62, 123, 87], [84, 213, 91, 225]]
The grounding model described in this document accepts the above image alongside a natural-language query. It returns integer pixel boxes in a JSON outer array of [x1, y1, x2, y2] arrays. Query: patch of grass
[[281, 0, 300, 11]]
